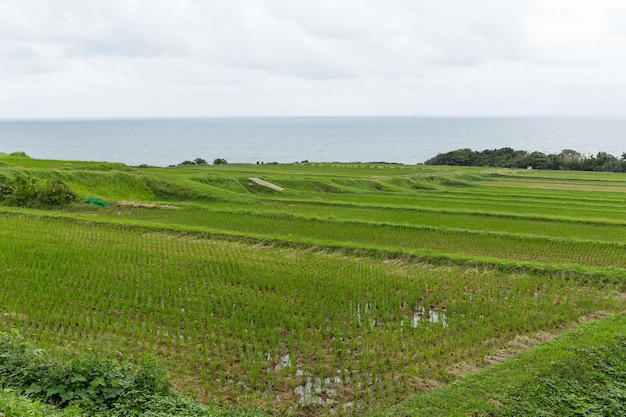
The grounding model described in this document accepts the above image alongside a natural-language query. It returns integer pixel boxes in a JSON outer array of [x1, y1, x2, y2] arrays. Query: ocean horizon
[[1, 116, 625, 167]]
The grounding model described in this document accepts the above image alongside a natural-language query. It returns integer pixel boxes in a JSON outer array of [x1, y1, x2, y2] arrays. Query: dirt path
[[249, 178, 285, 191], [116, 201, 181, 209]]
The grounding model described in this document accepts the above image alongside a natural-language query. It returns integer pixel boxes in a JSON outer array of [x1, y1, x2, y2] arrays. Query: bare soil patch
[[249, 177, 285, 191], [116, 201, 181, 210]]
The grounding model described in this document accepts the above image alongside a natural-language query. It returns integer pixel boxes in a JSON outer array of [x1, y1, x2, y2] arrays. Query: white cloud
[[0, 0, 625, 117]]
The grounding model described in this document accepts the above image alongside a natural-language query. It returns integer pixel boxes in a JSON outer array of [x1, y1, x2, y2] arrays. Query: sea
[[1, 117, 625, 166]]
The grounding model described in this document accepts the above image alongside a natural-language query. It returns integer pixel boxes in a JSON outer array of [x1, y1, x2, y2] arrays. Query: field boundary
[[367, 313, 626, 417], [179, 205, 626, 244], [2, 208, 624, 285]]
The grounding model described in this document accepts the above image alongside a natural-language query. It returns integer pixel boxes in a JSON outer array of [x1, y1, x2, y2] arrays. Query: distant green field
[[1, 152, 625, 416]]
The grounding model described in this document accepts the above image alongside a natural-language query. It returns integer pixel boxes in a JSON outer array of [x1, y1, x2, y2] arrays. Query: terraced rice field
[[0, 154, 625, 415]]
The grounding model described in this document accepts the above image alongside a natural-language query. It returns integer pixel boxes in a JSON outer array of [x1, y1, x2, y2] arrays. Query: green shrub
[[171, 158, 209, 167], [4, 176, 38, 206], [1, 177, 78, 207], [0, 330, 225, 416], [0, 177, 11, 200], [0, 388, 82, 417], [9, 151, 30, 157], [131, 357, 172, 396], [36, 179, 79, 206]]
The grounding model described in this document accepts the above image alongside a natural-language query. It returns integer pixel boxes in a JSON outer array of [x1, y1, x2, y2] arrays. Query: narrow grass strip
[[1, 207, 625, 285], [367, 313, 626, 417]]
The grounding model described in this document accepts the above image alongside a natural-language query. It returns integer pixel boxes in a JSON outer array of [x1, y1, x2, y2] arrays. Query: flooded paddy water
[[265, 303, 451, 409]]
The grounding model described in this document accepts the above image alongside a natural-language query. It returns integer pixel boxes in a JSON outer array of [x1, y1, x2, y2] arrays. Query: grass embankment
[[370, 313, 626, 417], [1, 152, 625, 416], [4, 152, 625, 283]]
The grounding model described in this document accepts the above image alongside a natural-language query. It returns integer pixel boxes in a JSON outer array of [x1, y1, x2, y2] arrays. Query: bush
[[213, 158, 228, 165], [0, 330, 270, 416], [171, 158, 210, 167], [0, 388, 81, 417], [0, 180, 11, 201], [4, 176, 38, 206], [0, 330, 209, 416], [131, 357, 172, 396], [1, 177, 79, 207], [36, 179, 79, 206]]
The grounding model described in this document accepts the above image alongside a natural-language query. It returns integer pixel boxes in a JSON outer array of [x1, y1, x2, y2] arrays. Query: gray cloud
[[0, 0, 625, 117]]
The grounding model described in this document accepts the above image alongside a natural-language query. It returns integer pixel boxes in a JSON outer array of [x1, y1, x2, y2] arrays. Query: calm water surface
[[1, 117, 625, 166]]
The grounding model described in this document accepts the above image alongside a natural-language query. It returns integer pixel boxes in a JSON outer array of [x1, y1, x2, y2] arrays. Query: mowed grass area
[[1, 152, 625, 416]]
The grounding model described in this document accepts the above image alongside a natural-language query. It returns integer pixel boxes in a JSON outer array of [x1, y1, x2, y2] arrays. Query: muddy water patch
[[411, 306, 448, 328], [355, 302, 449, 329], [268, 352, 357, 408]]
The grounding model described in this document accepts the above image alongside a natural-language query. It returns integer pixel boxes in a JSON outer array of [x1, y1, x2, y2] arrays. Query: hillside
[[0, 152, 624, 416]]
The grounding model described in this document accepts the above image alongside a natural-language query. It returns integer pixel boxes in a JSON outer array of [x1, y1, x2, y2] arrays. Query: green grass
[[54, 206, 626, 275], [0, 329, 268, 417], [0, 214, 623, 414], [0, 389, 82, 417], [1, 155, 625, 416], [368, 313, 626, 417]]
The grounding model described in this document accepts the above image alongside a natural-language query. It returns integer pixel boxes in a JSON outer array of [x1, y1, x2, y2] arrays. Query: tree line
[[424, 148, 626, 172]]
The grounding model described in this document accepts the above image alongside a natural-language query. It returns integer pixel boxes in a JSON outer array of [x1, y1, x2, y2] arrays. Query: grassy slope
[[2, 156, 625, 278], [1, 153, 625, 416], [369, 313, 626, 417]]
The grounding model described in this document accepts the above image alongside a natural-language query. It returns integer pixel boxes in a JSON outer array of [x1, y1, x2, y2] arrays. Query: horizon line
[[2, 114, 626, 122]]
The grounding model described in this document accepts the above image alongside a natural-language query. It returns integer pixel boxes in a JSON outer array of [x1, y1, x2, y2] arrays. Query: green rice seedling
[[0, 199, 624, 417]]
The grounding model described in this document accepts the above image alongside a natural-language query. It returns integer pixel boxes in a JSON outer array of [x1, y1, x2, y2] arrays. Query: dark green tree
[[425, 148, 476, 166]]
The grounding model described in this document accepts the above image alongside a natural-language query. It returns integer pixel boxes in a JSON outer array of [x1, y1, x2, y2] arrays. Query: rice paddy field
[[0, 152, 625, 416]]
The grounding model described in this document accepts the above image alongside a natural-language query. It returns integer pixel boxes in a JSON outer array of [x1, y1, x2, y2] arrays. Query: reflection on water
[[270, 303, 449, 407], [270, 353, 292, 371], [269, 352, 354, 407], [356, 302, 449, 329], [413, 306, 448, 328]]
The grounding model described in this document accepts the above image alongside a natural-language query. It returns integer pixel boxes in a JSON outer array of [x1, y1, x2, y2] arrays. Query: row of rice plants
[[95, 199, 626, 244], [112, 209, 626, 271], [291, 185, 626, 220], [219, 203, 626, 242], [1, 214, 623, 415], [64, 209, 623, 278]]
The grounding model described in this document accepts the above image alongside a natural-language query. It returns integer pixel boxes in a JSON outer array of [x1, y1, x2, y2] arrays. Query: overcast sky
[[1, 0, 626, 118]]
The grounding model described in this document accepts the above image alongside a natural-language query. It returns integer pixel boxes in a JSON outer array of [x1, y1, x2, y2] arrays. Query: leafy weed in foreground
[[0, 330, 265, 417]]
